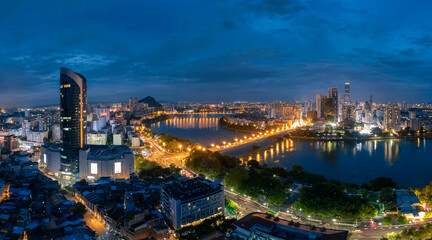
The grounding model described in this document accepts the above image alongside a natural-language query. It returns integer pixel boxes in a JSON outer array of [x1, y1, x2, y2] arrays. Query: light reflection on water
[[242, 139, 402, 165], [151, 115, 432, 187], [233, 138, 432, 187]]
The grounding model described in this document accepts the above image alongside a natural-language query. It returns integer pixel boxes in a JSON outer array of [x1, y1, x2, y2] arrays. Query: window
[[43, 154, 47, 164], [90, 163, 98, 174], [114, 162, 121, 174]]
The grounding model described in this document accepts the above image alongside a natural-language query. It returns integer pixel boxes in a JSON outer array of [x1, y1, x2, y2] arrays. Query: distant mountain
[[139, 96, 162, 108]]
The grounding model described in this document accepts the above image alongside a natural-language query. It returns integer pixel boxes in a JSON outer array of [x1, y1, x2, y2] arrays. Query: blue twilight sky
[[1, 0, 432, 107]]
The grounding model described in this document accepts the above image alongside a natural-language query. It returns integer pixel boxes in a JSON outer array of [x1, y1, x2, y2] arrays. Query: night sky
[[1, 0, 432, 107]]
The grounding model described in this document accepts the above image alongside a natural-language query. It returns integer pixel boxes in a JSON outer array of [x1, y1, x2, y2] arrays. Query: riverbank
[[287, 135, 399, 141], [219, 116, 265, 133]]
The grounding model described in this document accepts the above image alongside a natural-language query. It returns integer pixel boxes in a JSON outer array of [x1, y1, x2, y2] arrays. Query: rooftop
[[162, 175, 222, 202], [83, 145, 133, 161], [234, 213, 348, 240]]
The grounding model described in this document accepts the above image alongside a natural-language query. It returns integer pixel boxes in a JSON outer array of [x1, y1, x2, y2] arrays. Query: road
[[224, 189, 268, 218], [65, 194, 120, 239]]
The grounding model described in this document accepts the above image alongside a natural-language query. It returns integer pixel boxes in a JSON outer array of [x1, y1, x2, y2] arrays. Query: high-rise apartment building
[[384, 103, 401, 131], [60, 67, 87, 177], [328, 88, 338, 122], [315, 94, 326, 118], [324, 98, 335, 121]]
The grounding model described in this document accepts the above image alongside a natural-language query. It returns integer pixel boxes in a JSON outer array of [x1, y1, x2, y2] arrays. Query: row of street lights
[[210, 125, 296, 150]]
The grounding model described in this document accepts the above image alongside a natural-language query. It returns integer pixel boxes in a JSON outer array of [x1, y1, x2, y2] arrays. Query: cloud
[[1, 0, 432, 107]]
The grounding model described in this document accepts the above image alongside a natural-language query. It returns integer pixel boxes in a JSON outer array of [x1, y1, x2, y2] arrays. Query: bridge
[[208, 127, 293, 153]]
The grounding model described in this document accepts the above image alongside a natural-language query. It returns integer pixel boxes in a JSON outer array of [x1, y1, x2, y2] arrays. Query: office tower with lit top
[[60, 67, 87, 178], [344, 82, 350, 104]]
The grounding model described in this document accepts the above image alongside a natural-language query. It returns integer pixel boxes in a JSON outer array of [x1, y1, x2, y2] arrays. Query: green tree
[[107, 133, 113, 145], [175, 215, 235, 240], [397, 215, 407, 225], [380, 187, 397, 212], [367, 177, 397, 191], [225, 199, 239, 216], [415, 181, 432, 206], [386, 232, 401, 240], [382, 216, 392, 225]]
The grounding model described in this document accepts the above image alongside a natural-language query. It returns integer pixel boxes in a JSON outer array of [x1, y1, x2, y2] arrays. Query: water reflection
[[160, 116, 220, 130], [244, 138, 296, 164], [243, 139, 402, 166]]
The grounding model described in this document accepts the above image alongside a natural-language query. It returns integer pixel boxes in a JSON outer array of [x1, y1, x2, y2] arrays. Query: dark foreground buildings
[[232, 213, 348, 240], [60, 67, 87, 179]]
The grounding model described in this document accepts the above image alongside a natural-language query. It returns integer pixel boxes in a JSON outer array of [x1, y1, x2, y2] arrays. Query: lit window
[[114, 162, 121, 174], [43, 154, 47, 164], [90, 163, 98, 174]]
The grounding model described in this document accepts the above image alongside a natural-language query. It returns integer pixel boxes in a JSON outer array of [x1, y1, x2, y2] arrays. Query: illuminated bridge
[[208, 127, 292, 153]]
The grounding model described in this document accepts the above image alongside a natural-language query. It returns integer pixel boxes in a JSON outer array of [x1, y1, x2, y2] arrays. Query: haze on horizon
[[1, 0, 432, 108]]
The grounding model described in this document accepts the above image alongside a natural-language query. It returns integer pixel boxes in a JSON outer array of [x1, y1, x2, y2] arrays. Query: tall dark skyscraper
[[328, 88, 338, 122], [60, 67, 87, 178], [344, 82, 350, 104]]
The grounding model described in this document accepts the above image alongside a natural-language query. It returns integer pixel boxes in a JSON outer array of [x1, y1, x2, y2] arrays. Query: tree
[[175, 215, 235, 240], [380, 187, 397, 212], [367, 177, 397, 191], [76, 202, 87, 215], [359, 204, 378, 218], [382, 216, 392, 225], [386, 232, 401, 240], [225, 199, 239, 216], [107, 133, 113, 145], [397, 216, 407, 225], [247, 160, 260, 169], [415, 181, 432, 206], [293, 182, 375, 220]]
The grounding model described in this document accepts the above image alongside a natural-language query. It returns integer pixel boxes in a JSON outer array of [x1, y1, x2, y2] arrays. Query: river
[[151, 114, 432, 187]]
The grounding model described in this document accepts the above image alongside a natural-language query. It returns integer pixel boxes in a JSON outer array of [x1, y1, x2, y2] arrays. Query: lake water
[[151, 115, 432, 187]]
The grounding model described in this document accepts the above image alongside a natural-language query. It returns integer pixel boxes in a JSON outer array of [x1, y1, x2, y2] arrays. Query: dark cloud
[[1, 0, 432, 107], [238, 0, 304, 18]]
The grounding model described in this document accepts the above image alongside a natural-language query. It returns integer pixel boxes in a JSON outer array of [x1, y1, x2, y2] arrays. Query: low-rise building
[[232, 212, 349, 240], [395, 189, 425, 221], [78, 145, 134, 180], [161, 175, 224, 229], [40, 143, 61, 173], [113, 133, 123, 145], [73, 176, 168, 239], [87, 131, 108, 145]]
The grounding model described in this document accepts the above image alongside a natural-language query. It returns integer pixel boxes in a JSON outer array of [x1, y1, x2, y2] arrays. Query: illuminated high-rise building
[[344, 82, 350, 104], [60, 67, 87, 178], [328, 88, 338, 122], [384, 103, 401, 131], [315, 94, 326, 118]]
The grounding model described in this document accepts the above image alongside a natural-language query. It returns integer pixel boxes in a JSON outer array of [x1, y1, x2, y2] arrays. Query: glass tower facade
[[60, 67, 87, 178]]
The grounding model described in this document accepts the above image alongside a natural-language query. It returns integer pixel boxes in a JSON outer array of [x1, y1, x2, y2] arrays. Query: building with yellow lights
[[395, 189, 425, 221], [161, 174, 224, 229]]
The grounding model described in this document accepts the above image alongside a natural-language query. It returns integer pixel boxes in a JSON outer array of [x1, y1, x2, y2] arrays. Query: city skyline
[[1, 1, 432, 107]]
